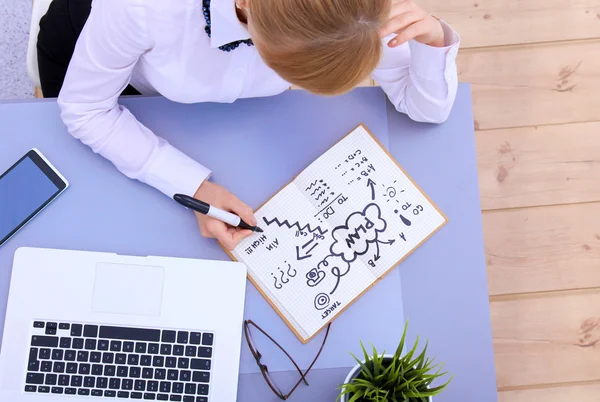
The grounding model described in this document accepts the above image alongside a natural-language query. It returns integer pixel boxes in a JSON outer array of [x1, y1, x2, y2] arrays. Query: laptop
[[0, 247, 247, 402]]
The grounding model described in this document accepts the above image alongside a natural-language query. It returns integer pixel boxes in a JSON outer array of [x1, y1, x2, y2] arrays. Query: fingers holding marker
[[232, 228, 253, 243], [216, 226, 236, 250], [197, 212, 253, 250], [192, 181, 259, 245], [225, 195, 257, 227], [219, 227, 252, 250]]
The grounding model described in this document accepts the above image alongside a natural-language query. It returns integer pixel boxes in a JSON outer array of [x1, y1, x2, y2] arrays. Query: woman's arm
[[57, 0, 211, 198], [371, 1, 460, 124]]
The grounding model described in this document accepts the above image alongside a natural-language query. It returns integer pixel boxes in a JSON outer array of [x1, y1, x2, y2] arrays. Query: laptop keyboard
[[25, 321, 214, 401]]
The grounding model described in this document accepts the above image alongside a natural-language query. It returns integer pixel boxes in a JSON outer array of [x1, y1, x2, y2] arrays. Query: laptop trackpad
[[92, 262, 165, 316]]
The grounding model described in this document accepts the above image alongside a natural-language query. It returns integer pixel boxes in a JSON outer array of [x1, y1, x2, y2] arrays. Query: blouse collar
[[209, 0, 251, 49]]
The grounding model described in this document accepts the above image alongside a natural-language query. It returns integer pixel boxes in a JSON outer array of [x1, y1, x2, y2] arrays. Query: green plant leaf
[[394, 376, 415, 391], [426, 376, 453, 394], [351, 349, 373, 380], [407, 389, 437, 397], [337, 386, 358, 401], [381, 368, 400, 389], [403, 335, 420, 366], [345, 321, 453, 402], [394, 320, 409, 357], [394, 358, 406, 379], [353, 378, 376, 389], [348, 389, 365, 402], [362, 341, 371, 364], [423, 364, 447, 382], [410, 341, 429, 370], [381, 359, 396, 381], [405, 366, 437, 382], [372, 345, 381, 377]]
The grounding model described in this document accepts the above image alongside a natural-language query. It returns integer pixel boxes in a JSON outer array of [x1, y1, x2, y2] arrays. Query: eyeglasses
[[243, 320, 331, 400]]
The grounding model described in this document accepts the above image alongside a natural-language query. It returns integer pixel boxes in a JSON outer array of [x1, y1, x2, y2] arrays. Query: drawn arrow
[[373, 239, 396, 261], [367, 179, 376, 200], [296, 239, 319, 261]]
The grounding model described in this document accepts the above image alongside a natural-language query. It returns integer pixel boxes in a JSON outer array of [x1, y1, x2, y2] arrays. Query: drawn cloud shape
[[329, 203, 386, 262]]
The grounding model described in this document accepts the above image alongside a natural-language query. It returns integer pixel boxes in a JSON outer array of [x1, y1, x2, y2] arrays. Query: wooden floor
[[422, 1, 600, 400], [354, 1, 600, 400]]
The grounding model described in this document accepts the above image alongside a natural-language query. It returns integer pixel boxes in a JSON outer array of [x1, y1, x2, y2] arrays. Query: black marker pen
[[173, 194, 263, 233]]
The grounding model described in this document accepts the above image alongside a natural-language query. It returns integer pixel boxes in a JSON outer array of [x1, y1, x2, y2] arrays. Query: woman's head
[[245, 0, 391, 95]]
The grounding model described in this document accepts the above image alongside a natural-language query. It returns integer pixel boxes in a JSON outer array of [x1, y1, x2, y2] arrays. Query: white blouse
[[57, 0, 460, 199]]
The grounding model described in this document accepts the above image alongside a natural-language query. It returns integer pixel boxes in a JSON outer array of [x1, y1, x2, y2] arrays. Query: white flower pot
[[339, 354, 433, 402]]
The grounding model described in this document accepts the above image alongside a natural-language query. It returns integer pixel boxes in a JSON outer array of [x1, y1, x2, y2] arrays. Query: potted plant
[[338, 322, 451, 402]]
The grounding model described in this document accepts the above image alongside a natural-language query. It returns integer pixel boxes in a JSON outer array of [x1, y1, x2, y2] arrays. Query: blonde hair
[[249, 0, 390, 95]]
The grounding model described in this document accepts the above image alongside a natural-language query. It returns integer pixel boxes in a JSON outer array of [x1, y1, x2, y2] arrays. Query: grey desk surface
[[0, 85, 497, 401]]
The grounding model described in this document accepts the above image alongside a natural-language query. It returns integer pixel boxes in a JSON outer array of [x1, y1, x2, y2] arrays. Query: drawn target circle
[[314, 293, 330, 310]]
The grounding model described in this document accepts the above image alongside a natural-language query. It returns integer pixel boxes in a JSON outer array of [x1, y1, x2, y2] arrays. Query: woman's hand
[[380, 0, 445, 48], [193, 181, 257, 250]]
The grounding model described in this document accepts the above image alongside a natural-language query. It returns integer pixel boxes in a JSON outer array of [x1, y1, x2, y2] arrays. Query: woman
[[37, 0, 460, 249]]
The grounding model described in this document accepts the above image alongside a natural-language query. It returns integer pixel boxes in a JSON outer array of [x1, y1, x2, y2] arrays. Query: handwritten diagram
[[270, 261, 296, 290], [330, 203, 387, 263], [314, 293, 330, 310], [262, 216, 328, 236], [231, 125, 447, 343]]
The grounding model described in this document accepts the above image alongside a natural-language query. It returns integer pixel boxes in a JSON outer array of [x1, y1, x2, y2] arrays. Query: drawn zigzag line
[[305, 180, 318, 191], [263, 216, 328, 236]]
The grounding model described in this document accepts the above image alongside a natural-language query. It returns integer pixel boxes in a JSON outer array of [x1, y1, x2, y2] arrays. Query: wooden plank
[[420, 0, 600, 48], [499, 383, 600, 402], [477, 121, 600, 210], [458, 40, 600, 130], [484, 202, 600, 296], [491, 290, 600, 388]]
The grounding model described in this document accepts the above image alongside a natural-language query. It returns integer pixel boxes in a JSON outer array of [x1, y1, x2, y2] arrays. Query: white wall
[[0, 0, 34, 99]]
